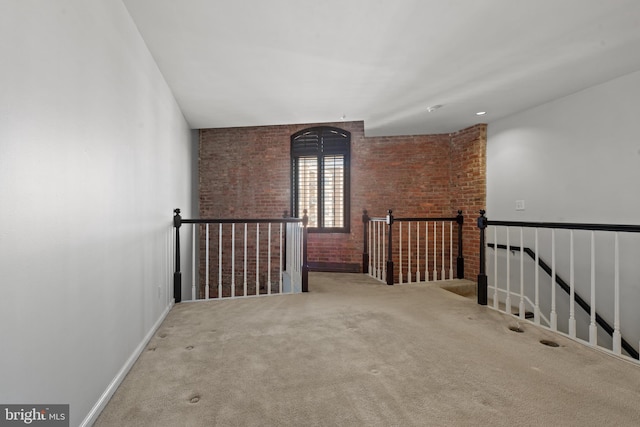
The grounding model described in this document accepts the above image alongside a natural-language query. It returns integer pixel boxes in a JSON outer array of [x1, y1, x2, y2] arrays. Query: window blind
[[323, 155, 344, 228], [297, 156, 318, 227], [291, 126, 350, 232]]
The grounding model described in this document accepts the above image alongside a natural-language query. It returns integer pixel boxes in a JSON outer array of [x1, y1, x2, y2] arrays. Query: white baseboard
[[80, 300, 175, 427]]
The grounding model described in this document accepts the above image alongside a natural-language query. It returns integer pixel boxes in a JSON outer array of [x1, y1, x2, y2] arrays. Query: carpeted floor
[[95, 272, 640, 426]]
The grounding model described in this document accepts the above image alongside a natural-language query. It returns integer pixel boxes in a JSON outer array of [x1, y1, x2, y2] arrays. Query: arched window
[[291, 126, 350, 232]]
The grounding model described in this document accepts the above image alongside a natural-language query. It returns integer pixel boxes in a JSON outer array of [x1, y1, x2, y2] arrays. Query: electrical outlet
[[515, 200, 525, 211]]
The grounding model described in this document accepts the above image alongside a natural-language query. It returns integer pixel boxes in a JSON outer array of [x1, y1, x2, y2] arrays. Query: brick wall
[[199, 125, 295, 218], [199, 121, 486, 280], [450, 124, 487, 279]]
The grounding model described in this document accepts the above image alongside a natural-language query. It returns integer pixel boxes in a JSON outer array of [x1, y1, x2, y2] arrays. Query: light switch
[[515, 200, 525, 211]]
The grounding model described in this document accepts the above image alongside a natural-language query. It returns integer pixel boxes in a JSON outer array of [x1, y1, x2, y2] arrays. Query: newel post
[[456, 210, 464, 279], [386, 209, 395, 286], [302, 209, 309, 292], [173, 208, 182, 303], [362, 209, 370, 274], [477, 210, 488, 305]]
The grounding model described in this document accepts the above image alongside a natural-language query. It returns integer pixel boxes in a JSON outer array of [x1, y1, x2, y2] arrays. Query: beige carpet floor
[[95, 272, 640, 426]]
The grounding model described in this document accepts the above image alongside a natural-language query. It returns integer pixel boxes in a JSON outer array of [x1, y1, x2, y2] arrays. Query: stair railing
[[363, 209, 464, 285], [173, 209, 308, 302], [477, 210, 640, 361]]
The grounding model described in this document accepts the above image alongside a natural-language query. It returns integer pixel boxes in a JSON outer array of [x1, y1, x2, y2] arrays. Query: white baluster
[[613, 232, 621, 354], [534, 228, 540, 325], [192, 225, 196, 300], [408, 222, 412, 283], [449, 222, 454, 280], [432, 222, 437, 281], [373, 221, 377, 279], [298, 223, 303, 292], [268, 223, 272, 295], [256, 223, 260, 295], [298, 224, 302, 293], [231, 223, 235, 298], [369, 221, 378, 278], [550, 229, 557, 331], [425, 221, 429, 281], [378, 222, 387, 280], [589, 231, 597, 346], [416, 222, 421, 282], [286, 223, 292, 286], [368, 221, 373, 278], [279, 223, 283, 294], [218, 223, 222, 299], [290, 224, 297, 292], [287, 224, 292, 286], [367, 221, 376, 277], [493, 227, 498, 310], [377, 221, 381, 279], [569, 230, 576, 337], [505, 227, 511, 313], [205, 224, 210, 300], [399, 222, 403, 284], [441, 222, 445, 280], [519, 227, 525, 320], [243, 223, 248, 297], [370, 222, 375, 279], [377, 221, 381, 280]]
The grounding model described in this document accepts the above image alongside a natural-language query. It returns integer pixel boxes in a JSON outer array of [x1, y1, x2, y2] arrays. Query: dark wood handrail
[[395, 216, 459, 222], [487, 220, 640, 233], [181, 217, 304, 224]]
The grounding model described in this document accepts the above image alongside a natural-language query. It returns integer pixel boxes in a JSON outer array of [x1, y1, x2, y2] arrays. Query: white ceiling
[[122, 0, 640, 136]]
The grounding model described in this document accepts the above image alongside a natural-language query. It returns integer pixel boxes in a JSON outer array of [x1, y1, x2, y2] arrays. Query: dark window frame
[[290, 126, 351, 233]]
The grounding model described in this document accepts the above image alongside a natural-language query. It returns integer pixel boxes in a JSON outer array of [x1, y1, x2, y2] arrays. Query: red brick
[[199, 121, 486, 280]]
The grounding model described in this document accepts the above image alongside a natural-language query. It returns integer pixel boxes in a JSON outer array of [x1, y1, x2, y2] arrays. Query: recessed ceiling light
[[427, 104, 443, 113], [476, 111, 487, 116]]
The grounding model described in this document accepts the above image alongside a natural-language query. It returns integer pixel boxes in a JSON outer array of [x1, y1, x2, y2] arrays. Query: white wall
[[0, 1, 194, 426], [487, 70, 640, 223], [486, 70, 640, 358]]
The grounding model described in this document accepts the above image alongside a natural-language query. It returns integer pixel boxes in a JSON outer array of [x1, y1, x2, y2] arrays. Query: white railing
[[368, 216, 388, 283], [173, 209, 308, 301], [364, 210, 464, 285], [477, 212, 640, 362]]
